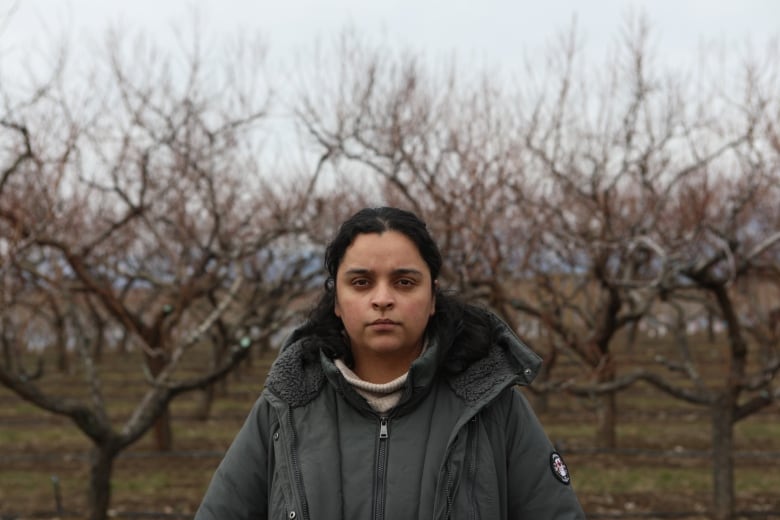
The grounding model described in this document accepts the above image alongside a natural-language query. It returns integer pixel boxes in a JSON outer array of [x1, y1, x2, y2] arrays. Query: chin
[[368, 343, 405, 354], [368, 340, 422, 357]]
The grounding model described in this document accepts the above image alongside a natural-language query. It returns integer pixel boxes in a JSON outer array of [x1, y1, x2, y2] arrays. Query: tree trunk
[[595, 391, 617, 449], [711, 401, 735, 520], [194, 384, 216, 421], [194, 342, 229, 421], [153, 406, 173, 451], [53, 315, 70, 374], [532, 361, 551, 414], [1, 331, 12, 369], [594, 353, 617, 449], [532, 347, 556, 414], [145, 352, 173, 451], [625, 321, 639, 351], [87, 443, 118, 520], [56, 341, 70, 373]]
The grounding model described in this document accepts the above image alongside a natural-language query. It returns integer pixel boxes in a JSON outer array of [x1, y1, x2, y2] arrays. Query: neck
[[351, 344, 423, 384]]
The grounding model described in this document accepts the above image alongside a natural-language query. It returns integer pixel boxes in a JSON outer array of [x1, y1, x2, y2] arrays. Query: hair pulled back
[[291, 207, 492, 373], [323, 207, 442, 292]]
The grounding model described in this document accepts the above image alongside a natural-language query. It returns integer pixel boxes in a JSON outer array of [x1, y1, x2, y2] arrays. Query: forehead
[[338, 231, 429, 273]]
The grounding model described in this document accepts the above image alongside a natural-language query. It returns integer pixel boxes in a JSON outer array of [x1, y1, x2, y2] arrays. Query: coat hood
[[265, 311, 541, 410]]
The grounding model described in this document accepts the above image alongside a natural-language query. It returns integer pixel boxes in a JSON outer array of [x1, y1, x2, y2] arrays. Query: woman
[[196, 207, 586, 519]]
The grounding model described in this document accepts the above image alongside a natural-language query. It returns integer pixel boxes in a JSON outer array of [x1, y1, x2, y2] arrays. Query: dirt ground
[[3, 415, 779, 520], [2, 347, 780, 520]]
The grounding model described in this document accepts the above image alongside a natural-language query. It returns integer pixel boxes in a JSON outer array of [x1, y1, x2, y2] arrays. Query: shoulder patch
[[550, 452, 571, 485]]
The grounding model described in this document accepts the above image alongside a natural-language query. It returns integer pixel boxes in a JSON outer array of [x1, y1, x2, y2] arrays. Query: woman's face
[[335, 230, 435, 377]]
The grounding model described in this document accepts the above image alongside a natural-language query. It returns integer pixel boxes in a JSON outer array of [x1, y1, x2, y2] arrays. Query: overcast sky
[[3, 0, 779, 73], [2, 1, 778, 183]]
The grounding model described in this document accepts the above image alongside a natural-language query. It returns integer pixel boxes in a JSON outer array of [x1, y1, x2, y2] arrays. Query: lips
[[370, 319, 399, 326]]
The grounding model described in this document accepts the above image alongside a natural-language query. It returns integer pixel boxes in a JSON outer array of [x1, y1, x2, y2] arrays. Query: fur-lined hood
[[265, 312, 541, 411]]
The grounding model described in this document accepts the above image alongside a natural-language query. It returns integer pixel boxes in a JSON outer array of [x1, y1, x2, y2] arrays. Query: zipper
[[287, 411, 310, 520], [444, 460, 455, 519], [373, 416, 390, 520], [442, 415, 479, 520], [467, 416, 479, 520]]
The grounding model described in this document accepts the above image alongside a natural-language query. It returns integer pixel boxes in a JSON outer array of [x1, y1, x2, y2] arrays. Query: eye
[[351, 278, 371, 288], [396, 278, 417, 288]]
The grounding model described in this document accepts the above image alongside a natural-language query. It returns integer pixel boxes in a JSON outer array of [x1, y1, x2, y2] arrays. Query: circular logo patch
[[550, 452, 571, 485]]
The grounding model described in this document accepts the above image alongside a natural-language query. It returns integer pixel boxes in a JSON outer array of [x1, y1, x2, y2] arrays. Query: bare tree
[[661, 170, 779, 518], [294, 26, 780, 520], [547, 52, 780, 518], [502, 18, 755, 447], [566, 165, 780, 519], [508, 21, 780, 517], [294, 23, 749, 451], [0, 29, 321, 520], [295, 33, 530, 310]]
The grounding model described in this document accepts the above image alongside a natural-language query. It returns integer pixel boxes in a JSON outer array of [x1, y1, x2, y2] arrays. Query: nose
[[371, 283, 394, 311]]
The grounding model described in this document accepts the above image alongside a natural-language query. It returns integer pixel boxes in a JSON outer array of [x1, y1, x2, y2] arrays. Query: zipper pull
[[379, 417, 389, 439]]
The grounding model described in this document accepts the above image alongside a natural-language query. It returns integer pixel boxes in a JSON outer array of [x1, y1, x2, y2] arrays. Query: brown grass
[[1, 335, 779, 519]]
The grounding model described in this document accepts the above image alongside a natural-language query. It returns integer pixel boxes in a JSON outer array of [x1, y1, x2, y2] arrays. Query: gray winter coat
[[195, 316, 586, 519]]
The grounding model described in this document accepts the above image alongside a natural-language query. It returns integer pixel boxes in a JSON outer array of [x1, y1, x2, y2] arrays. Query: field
[[1, 339, 779, 520]]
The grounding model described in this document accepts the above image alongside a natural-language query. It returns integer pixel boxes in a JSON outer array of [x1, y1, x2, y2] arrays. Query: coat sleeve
[[194, 393, 275, 520], [504, 388, 586, 519]]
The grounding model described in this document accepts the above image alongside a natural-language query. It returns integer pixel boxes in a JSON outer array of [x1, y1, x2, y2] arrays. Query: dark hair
[[292, 206, 493, 374]]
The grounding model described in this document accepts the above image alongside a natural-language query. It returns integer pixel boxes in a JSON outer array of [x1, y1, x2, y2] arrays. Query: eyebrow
[[343, 267, 425, 277]]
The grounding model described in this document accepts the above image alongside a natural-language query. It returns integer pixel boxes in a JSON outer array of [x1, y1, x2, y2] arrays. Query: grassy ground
[[1, 341, 779, 519]]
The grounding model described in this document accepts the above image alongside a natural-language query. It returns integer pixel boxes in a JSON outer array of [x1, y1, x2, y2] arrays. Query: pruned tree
[[0, 27, 320, 520], [295, 33, 529, 315], [294, 26, 780, 520], [573, 167, 780, 519], [500, 17, 761, 448], [294, 22, 756, 451], [550, 41, 780, 517], [508, 20, 780, 517]]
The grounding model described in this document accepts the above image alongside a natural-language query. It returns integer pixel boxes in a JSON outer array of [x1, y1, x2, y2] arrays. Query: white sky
[[2, 0, 778, 183], [3, 0, 779, 74]]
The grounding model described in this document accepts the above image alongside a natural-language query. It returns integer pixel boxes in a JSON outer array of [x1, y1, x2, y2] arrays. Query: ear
[[334, 296, 342, 318]]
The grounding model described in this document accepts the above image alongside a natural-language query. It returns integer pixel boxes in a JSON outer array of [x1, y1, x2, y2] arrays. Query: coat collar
[[265, 312, 541, 410]]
